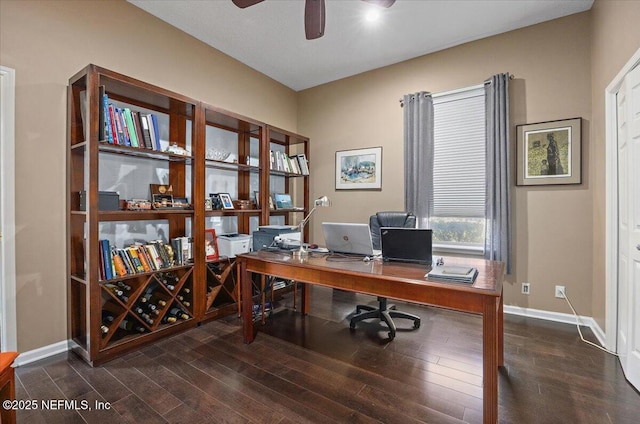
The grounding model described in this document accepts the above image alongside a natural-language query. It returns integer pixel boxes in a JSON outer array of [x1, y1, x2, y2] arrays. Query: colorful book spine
[[108, 104, 120, 144], [100, 239, 113, 280], [123, 108, 139, 147], [102, 93, 113, 144], [149, 113, 161, 151]]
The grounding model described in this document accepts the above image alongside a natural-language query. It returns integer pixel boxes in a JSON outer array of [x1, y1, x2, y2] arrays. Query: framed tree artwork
[[516, 118, 582, 186]]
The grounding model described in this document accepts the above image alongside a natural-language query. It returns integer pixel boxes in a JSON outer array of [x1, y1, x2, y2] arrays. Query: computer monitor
[[381, 227, 433, 264], [321, 222, 377, 256]]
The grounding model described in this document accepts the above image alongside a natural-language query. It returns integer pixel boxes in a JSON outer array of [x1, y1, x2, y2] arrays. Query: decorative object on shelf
[[126, 199, 152, 210], [150, 184, 191, 209], [294, 195, 331, 258], [205, 228, 219, 260], [268, 194, 275, 211], [516, 118, 582, 186], [219, 193, 235, 209], [205, 197, 213, 211], [253, 191, 260, 208], [274, 193, 293, 209], [165, 143, 190, 156], [206, 148, 231, 161], [335, 146, 382, 190], [232, 199, 254, 210]]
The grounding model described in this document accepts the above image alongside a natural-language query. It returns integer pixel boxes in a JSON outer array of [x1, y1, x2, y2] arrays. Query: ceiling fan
[[232, 0, 396, 40]]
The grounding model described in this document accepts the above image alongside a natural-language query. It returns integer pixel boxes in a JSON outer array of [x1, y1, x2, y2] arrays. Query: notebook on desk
[[322, 222, 379, 256], [381, 227, 433, 265]]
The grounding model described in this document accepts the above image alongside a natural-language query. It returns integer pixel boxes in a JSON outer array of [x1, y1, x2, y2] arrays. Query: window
[[431, 85, 486, 253]]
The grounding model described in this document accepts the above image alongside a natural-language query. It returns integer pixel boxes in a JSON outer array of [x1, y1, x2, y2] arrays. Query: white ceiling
[[128, 0, 593, 91]]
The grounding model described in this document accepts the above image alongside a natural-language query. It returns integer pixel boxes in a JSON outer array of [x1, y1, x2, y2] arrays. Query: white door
[[617, 64, 640, 389]]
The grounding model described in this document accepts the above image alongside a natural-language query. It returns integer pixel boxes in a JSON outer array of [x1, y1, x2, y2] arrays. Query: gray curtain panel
[[403, 92, 433, 229], [484, 74, 512, 273]]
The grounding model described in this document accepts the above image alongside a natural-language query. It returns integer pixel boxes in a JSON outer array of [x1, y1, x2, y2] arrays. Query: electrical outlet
[[522, 282, 530, 295], [555, 285, 566, 298]]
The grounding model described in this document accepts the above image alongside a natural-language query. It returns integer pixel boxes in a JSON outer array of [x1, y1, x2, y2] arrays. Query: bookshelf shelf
[[67, 64, 310, 365]]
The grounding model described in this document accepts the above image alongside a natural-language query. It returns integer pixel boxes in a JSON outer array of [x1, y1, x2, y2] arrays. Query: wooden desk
[[238, 252, 504, 424]]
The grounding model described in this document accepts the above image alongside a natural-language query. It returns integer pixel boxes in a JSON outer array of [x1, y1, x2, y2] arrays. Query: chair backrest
[[369, 211, 416, 250]]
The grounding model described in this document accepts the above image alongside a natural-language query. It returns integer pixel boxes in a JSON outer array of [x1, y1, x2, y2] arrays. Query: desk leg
[[498, 289, 504, 366], [483, 297, 499, 424], [301, 282, 310, 315], [240, 259, 255, 343]]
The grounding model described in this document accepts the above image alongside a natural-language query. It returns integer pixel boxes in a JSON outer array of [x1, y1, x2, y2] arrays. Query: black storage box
[[79, 191, 120, 211]]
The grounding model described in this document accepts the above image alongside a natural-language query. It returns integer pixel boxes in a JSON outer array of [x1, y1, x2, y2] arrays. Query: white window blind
[[432, 86, 486, 218]]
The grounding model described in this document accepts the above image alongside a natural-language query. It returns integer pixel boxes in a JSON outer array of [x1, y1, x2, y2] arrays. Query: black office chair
[[349, 211, 421, 340]]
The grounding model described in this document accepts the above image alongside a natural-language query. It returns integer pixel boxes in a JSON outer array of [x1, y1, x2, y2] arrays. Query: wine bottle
[[161, 315, 177, 324], [103, 283, 123, 297], [104, 283, 128, 303], [168, 307, 190, 320], [100, 324, 109, 335], [102, 310, 115, 324], [140, 289, 167, 308], [115, 281, 132, 292], [132, 304, 153, 323], [119, 318, 145, 333]]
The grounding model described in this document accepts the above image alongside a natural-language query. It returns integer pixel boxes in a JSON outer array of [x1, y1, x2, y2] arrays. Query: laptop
[[322, 222, 379, 256], [381, 227, 433, 264]]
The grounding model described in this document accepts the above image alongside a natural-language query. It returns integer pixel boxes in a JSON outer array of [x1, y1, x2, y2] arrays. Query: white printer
[[217, 234, 252, 258]]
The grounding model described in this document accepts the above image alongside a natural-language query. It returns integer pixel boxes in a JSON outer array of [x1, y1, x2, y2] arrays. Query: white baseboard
[[10, 309, 609, 366], [13, 340, 70, 367], [504, 305, 607, 347]]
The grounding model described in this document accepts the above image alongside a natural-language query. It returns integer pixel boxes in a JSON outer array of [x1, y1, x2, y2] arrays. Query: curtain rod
[[399, 74, 514, 106]]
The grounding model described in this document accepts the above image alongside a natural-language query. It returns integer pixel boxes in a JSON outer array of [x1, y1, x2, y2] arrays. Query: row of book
[[270, 151, 309, 175], [81, 86, 163, 150], [99, 237, 192, 281]]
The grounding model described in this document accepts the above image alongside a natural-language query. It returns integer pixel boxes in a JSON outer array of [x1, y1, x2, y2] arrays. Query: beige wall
[[0, 0, 298, 352], [590, 1, 640, 329], [298, 13, 595, 315]]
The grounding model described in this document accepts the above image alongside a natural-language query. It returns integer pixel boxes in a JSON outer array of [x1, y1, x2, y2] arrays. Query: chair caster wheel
[[414, 321, 421, 329], [388, 332, 395, 340], [350, 323, 356, 330]]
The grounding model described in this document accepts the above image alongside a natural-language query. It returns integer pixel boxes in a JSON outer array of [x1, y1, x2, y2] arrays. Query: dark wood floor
[[13, 286, 640, 423]]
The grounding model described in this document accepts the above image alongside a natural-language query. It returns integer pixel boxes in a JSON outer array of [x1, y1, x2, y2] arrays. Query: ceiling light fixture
[[365, 9, 381, 22]]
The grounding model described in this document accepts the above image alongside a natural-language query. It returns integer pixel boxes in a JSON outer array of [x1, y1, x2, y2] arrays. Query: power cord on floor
[[561, 288, 618, 356]]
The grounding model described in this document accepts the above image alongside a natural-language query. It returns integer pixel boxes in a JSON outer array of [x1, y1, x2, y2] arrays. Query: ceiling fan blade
[[305, 0, 325, 40], [361, 0, 396, 7], [232, 0, 264, 8]]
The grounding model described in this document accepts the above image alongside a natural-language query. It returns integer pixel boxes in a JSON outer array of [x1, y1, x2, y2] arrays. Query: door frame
[[0, 65, 17, 351], [605, 47, 640, 352]]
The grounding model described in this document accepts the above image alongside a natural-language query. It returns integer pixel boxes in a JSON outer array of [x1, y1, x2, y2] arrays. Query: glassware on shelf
[[206, 148, 231, 161]]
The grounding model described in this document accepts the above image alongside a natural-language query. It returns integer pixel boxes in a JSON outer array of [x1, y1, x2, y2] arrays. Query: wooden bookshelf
[[67, 64, 310, 365]]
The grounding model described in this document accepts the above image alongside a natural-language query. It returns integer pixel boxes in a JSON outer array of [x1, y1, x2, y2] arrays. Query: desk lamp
[[294, 195, 331, 258]]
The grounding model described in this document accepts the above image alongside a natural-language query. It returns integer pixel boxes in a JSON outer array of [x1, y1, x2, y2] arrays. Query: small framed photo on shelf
[[253, 191, 260, 208], [516, 118, 582, 186], [268, 194, 276, 211], [335, 146, 382, 190], [209, 193, 222, 210], [219, 193, 235, 209], [204, 197, 213, 211], [274, 193, 293, 209], [204, 228, 219, 260]]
